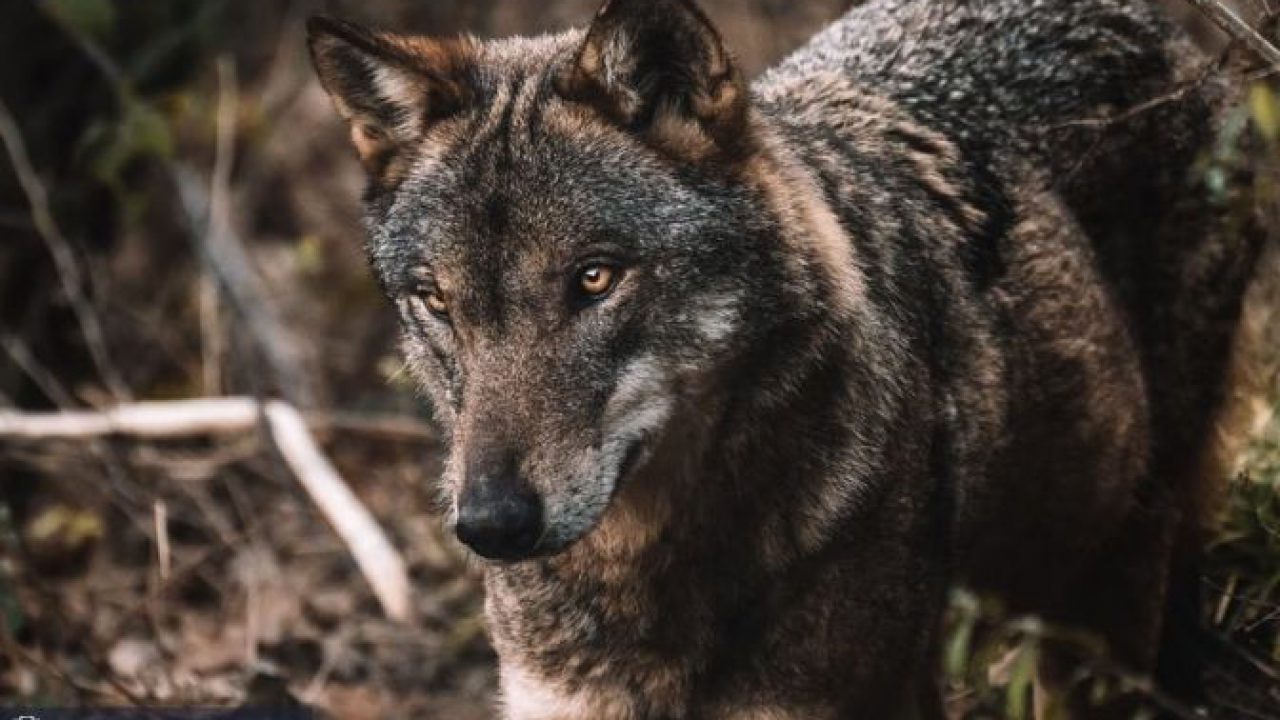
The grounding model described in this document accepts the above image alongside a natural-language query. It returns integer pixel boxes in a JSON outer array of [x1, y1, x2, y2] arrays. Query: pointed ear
[[554, 0, 749, 160], [307, 17, 475, 175]]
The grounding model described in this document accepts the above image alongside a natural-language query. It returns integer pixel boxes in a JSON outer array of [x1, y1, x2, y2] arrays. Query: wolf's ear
[[307, 17, 474, 175], [555, 0, 749, 160]]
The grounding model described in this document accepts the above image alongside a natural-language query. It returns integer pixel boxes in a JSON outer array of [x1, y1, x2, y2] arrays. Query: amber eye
[[425, 290, 449, 317], [578, 264, 618, 298]]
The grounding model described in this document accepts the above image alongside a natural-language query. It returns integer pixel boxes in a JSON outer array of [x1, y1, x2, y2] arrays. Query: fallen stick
[[1183, 0, 1280, 69], [262, 402, 411, 622], [172, 59, 315, 408], [0, 397, 434, 441], [0, 397, 268, 438], [0, 99, 129, 401], [0, 397, 415, 622]]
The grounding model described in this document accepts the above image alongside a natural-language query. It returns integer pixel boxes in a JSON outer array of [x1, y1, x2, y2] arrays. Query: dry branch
[[0, 397, 419, 621], [1184, 0, 1280, 68], [0, 397, 266, 438], [0, 334, 77, 409], [0, 397, 434, 441], [262, 402, 411, 622], [0, 98, 129, 401], [172, 60, 315, 407], [153, 499, 172, 583]]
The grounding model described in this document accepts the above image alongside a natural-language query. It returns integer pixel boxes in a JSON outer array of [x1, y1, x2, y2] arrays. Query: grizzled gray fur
[[308, 0, 1265, 716]]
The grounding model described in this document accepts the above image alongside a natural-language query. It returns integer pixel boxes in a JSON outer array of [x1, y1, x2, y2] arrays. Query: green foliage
[[1209, 436, 1280, 663], [31, 0, 231, 222], [945, 591, 1044, 719], [942, 589, 1199, 719], [1250, 83, 1280, 145], [1003, 632, 1039, 720]]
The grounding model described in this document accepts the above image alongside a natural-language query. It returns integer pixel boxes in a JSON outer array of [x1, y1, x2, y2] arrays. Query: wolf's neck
[[483, 120, 913, 711], [483, 311, 888, 702]]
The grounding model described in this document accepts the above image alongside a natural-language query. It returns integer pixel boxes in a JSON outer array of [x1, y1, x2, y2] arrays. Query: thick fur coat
[[309, 0, 1264, 716]]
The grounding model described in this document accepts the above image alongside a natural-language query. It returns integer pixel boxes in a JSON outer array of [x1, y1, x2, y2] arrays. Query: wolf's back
[[763, 0, 1265, 540], [764, 0, 1229, 214], [763, 2, 1268, 693], [763, 0, 1196, 174]]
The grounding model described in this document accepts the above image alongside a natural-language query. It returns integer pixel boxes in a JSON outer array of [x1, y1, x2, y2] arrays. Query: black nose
[[455, 473, 543, 560]]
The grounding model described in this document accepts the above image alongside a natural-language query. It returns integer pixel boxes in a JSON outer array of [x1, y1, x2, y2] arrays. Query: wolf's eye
[[578, 264, 618, 298], [425, 289, 449, 317]]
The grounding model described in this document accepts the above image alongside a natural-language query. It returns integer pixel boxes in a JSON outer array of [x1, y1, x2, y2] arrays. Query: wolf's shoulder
[[755, 0, 1181, 146]]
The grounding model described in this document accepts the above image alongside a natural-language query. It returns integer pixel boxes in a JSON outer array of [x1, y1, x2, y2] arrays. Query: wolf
[[308, 0, 1264, 716]]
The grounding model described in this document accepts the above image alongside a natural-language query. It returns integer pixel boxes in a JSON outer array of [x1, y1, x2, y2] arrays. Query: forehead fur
[[363, 30, 753, 292]]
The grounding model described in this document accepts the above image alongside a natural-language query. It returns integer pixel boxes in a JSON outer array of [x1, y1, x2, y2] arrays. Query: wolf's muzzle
[[456, 471, 544, 561]]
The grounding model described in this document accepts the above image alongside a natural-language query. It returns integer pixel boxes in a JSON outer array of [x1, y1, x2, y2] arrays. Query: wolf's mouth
[[501, 436, 652, 563]]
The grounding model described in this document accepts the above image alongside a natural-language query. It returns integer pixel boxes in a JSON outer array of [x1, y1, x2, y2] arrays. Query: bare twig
[[258, 0, 319, 118], [40, 6, 129, 97], [1049, 56, 1228, 132], [43, 14, 315, 406], [263, 402, 410, 621], [199, 274, 223, 396], [1184, 0, 1280, 68], [0, 397, 268, 438], [172, 60, 315, 407], [0, 397, 434, 442], [2, 336, 144, 506], [0, 335, 77, 409], [210, 59, 238, 254], [153, 500, 172, 583], [0, 99, 130, 401]]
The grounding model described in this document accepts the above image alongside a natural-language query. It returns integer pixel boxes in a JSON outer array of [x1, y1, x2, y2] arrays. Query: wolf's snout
[[455, 470, 544, 561]]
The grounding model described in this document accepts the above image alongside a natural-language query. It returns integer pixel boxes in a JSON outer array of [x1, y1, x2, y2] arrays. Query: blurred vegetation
[[942, 76, 1280, 718], [0, 1, 1276, 718]]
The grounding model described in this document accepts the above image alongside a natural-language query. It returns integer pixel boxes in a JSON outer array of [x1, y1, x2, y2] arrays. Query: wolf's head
[[309, 0, 826, 561]]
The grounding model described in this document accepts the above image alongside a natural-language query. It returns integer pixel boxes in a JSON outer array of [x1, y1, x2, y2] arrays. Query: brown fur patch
[[744, 122, 865, 323]]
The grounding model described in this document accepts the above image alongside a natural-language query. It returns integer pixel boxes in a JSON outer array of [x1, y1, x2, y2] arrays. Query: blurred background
[[0, 1, 1276, 718]]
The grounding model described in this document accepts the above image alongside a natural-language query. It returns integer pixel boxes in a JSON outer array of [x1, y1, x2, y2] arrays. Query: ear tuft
[[555, 0, 749, 160], [307, 16, 476, 175]]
